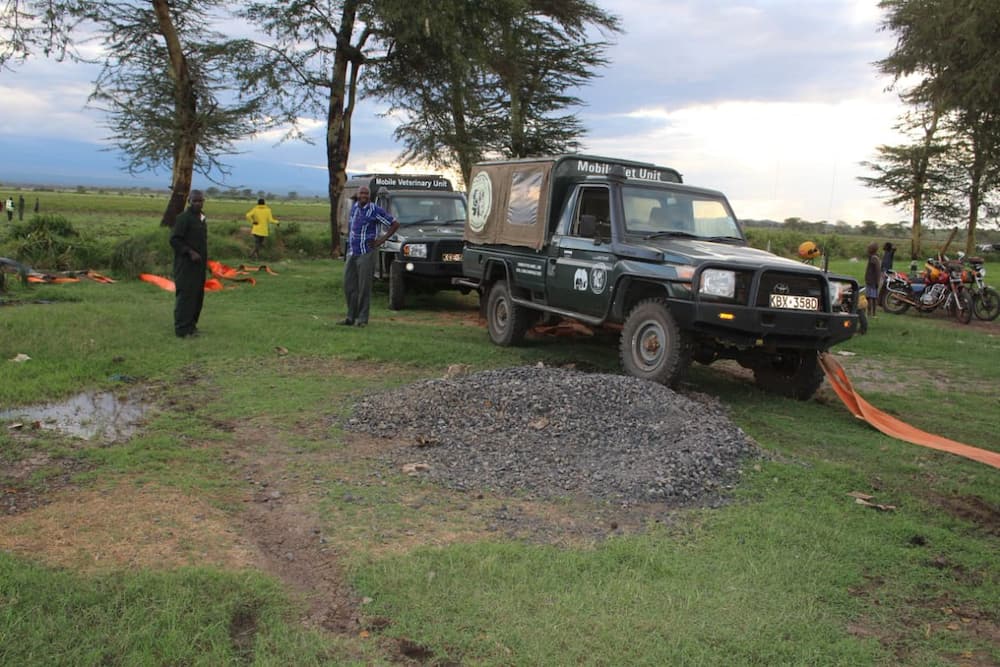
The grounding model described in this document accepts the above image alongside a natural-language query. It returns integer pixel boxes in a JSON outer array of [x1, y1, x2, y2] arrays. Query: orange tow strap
[[819, 353, 1000, 469], [139, 274, 226, 292], [208, 260, 255, 284]]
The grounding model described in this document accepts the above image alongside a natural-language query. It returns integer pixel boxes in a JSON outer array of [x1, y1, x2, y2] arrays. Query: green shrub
[[7, 214, 82, 270], [110, 231, 171, 278]]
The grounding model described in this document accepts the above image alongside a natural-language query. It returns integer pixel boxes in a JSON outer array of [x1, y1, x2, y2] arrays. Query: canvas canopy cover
[[464, 155, 682, 250]]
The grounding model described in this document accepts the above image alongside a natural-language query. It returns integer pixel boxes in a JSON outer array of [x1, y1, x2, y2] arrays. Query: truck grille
[[432, 240, 465, 261], [754, 271, 826, 309]]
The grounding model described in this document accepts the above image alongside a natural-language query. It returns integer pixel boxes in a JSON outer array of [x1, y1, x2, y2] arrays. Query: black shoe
[[338, 318, 354, 326]]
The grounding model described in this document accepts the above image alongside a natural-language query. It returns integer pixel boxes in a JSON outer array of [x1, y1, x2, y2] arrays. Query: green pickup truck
[[457, 155, 861, 399], [339, 173, 468, 309]]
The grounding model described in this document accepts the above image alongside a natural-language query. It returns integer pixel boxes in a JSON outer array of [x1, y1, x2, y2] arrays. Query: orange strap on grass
[[139, 273, 175, 292], [819, 353, 1000, 469]]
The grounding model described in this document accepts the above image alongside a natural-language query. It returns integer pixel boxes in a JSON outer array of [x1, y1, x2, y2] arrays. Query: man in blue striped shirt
[[341, 185, 399, 327]]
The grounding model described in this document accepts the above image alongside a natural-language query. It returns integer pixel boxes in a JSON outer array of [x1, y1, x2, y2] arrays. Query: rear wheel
[[486, 280, 530, 346], [388, 261, 405, 310], [883, 291, 911, 314], [972, 287, 1000, 321], [753, 350, 824, 400], [619, 299, 691, 386]]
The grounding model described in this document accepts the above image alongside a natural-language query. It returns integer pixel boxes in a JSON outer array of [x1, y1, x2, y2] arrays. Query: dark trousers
[[251, 234, 265, 257], [343, 251, 375, 324], [174, 259, 205, 336]]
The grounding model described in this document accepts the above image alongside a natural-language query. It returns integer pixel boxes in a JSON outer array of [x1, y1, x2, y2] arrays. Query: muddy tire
[[883, 291, 910, 314], [486, 280, 530, 346], [972, 287, 1000, 321], [753, 350, 824, 400], [619, 299, 691, 386], [388, 261, 405, 311]]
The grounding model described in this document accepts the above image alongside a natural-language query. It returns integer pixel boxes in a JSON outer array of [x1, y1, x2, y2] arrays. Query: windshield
[[621, 185, 743, 241], [389, 195, 466, 225]]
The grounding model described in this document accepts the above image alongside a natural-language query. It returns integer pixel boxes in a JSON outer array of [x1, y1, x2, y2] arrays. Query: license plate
[[442, 253, 463, 262], [769, 294, 818, 310]]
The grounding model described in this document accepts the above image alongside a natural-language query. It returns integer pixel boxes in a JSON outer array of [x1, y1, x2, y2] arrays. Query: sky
[[0, 0, 909, 225]]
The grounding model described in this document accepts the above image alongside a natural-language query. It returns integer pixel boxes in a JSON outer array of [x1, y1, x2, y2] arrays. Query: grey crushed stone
[[344, 366, 761, 506]]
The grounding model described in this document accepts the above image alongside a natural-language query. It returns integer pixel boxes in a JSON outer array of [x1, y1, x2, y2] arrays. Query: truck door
[[548, 185, 615, 319]]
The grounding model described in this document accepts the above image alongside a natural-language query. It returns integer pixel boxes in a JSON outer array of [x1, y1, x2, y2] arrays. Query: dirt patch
[[0, 481, 256, 572], [848, 577, 999, 665], [226, 425, 364, 634], [926, 493, 1000, 538], [1, 448, 93, 516]]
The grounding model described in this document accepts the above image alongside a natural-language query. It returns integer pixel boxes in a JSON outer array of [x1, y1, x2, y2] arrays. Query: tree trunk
[[153, 0, 197, 227], [910, 192, 922, 260], [324, 0, 363, 258], [449, 78, 474, 187]]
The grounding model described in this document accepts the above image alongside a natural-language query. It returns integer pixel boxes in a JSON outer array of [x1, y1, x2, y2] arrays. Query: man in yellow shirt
[[245, 198, 279, 259]]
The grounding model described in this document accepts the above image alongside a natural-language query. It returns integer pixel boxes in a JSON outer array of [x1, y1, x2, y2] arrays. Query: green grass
[[0, 193, 997, 665], [0, 556, 337, 666]]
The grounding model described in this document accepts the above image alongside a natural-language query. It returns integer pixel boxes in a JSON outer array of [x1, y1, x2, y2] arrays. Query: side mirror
[[578, 214, 597, 238]]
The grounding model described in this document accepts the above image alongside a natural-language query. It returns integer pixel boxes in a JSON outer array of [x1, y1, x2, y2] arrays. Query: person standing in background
[[17, 195, 24, 221], [865, 242, 881, 320], [244, 198, 279, 259], [169, 190, 208, 338], [341, 185, 398, 327], [5, 196, 13, 222], [34, 197, 39, 213], [878, 242, 896, 306]]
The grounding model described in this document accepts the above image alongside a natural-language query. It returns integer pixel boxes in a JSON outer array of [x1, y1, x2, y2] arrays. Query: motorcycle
[[956, 252, 1000, 321], [882, 256, 973, 324]]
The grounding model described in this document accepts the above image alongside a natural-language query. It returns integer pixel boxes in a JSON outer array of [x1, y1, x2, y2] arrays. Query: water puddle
[[1, 390, 151, 442]]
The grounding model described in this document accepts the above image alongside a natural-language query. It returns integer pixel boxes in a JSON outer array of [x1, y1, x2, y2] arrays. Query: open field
[[1, 193, 998, 665]]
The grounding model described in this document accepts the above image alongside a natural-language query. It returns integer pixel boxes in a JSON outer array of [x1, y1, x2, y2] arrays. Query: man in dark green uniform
[[169, 190, 208, 338]]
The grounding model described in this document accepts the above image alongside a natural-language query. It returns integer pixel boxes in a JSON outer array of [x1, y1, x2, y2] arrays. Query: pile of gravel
[[344, 366, 760, 506]]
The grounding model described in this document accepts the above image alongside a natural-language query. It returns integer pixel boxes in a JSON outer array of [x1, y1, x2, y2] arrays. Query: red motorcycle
[[882, 256, 972, 324]]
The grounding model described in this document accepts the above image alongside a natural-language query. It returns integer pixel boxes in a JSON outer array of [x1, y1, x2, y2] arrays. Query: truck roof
[[345, 173, 454, 196], [472, 154, 683, 185]]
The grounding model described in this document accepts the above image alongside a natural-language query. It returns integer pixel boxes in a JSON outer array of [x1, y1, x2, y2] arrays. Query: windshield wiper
[[701, 235, 743, 242], [642, 230, 699, 240]]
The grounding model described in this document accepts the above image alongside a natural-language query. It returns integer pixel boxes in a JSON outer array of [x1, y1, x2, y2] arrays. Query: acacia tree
[[858, 105, 953, 258], [368, 0, 621, 186], [1, 0, 279, 226], [242, 0, 383, 255], [877, 0, 1000, 254]]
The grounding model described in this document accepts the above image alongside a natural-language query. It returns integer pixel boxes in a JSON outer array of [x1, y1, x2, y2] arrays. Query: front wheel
[[619, 299, 691, 386], [972, 287, 1000, 321], [883, 291, 911, 314], [949, 290, 973, 324], [486, 280, 530, 346], [388, 261, 405, 310]]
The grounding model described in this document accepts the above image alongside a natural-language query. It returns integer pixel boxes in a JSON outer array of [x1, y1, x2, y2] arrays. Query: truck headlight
[[827, 280, 849, 308], [699, 269, 736, 298], [402, 243, 427, 258]]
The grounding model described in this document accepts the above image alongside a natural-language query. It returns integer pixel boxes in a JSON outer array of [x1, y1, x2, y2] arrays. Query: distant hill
[[0, 136, 329, 197]]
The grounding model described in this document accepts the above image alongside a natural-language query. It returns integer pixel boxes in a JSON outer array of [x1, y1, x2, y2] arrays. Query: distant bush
[[110, 231, 171, 278], [5, 215, 85, 269]]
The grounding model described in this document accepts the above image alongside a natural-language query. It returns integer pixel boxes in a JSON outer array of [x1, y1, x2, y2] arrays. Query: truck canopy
[[465, 155, 682, 250]]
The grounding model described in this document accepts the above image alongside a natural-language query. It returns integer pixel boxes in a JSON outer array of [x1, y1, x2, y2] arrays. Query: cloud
[[582, 97, 906, 222]]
